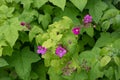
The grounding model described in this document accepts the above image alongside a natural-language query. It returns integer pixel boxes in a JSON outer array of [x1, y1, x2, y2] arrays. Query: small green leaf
[[101, 9, 119, 21], [21, 0, 33, 10], [0, 58, 8, 67], [51, 60, 60, 67], [89, 63, 104, 80], [30, 71, 39, 80], [114, 56, 120, 66], [29, 26, 43, 42], [41, 13, 51, 30], [113, 39, 120, 50], [104, 67, 114, 80], [95, 32, 113, 47], [100, 47, 109, 56], [2, 46, 13, 56], [49, 29, 63, 41], [100, 56, 111, 67], [19, 9, 38, 23], [85, 27, 94, 37], [0, 47, 3, 56], [101, 20, 111, 31], [33, 0, 48, 8], [70, 0, 87, 11], [112, 15, 120, 30], [33, 62, 47, 80], [49, 0, 66, 10], [42, 39, 55, 48]]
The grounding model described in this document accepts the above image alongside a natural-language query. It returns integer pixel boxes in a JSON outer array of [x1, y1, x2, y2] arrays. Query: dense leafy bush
[[0, 0, 120, 80]]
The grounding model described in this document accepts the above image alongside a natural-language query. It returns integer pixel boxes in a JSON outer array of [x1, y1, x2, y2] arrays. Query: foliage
[[0, 0, 120, 80]]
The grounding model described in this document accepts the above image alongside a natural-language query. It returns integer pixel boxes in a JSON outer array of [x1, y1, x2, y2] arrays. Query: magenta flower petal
[[83, 14, 92, 24], [37, 46, 47, 55], [55, 46, 67, 58], [72, 27, 80, 35]]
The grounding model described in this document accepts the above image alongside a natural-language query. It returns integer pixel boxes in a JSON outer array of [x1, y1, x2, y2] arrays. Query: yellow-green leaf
[[100, 56, 111, 67]]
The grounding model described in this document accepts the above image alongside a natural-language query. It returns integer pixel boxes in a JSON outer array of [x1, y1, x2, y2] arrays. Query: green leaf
[[33, 62, 47, 80], [3, 18, 23, 47], [114, 0, 120, 4], [101, 20, 111, 31], [42, 5, 54, 14], [41, 13, 51, 30], [29, 26, 43, 42], [33, 0, 48, 8], [115, 67, 120, 80], [73, 71, 88, 80], [30, 71, 39, 80], [0, 17, 23, 47], [19, 31, 29, 43], [0, 0, 6, 6], [0, 5, 14, 18], [113, 39, 120, 50], [21, 0, 33, 10], [85, 27, 94, 37], [53, 3, 80, 24], [114, 56, 120, 66], [7, 47, 40, 80], [49, 29, 63, 42], [0, 58, 8, 67], [49, 0, 66, 10], [112, 15, 120, 30], [95, 32, 114, 47], [5, 0, 12, 3], [100, 56, 111, 67], [70, 0, 87, 11], [0, 47, 3, 56], [36, 33, 49, 45], [48, 67, 66, 80], [62, 31, 77, 54], [86, 0, 108, 23], [104, 67, 114, 80], [42, 39, 55, 48], [19, 9, 38, 23], [101, 9, 119, 21], [100, 47, 109, 56], [89, 63, 104, 80], [2, 46, 13, 56]]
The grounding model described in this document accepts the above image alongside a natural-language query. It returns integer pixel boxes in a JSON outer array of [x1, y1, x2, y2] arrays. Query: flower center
[[59, 49, 63, 53], [76, 29, 79, 32]]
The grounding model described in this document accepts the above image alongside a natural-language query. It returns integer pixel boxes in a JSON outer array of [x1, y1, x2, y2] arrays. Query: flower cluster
[[72, 14, 92, 35], [83, 14, 92, 24], [37, 14, 93, 58]]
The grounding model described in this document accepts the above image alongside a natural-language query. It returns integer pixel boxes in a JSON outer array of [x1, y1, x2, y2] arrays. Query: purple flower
[[56, 46, 67, 58], [72, 27, 80, 35], [37, 46, 47, 55], [20, 22, 26, 26], [83, 14, 92, 24]]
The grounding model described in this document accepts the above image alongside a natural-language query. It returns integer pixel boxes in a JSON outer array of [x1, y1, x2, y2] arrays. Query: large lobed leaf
[[6, 47, 40, 80]]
